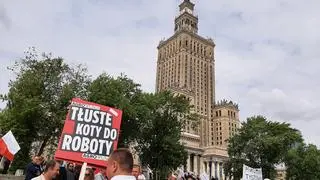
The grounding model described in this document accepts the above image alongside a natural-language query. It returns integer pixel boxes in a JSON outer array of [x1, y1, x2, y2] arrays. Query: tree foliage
[[285, 143, 320, 179], [1, 48, 194, 173], [0, 47, 90, 170], [87, 74, 194, 176], [137, 91, 196, 177], [87, 73, 143, 146], [225, 116, 303, 179]]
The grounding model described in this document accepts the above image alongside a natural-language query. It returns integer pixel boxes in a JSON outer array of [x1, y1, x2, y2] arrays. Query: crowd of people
[[168, 172, 213, 180], [23, 149, 216, 180], [24, 148, 146, 180]]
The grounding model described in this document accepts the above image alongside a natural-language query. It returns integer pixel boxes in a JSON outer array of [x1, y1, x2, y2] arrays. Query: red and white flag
[[0, 131, 21, 161]]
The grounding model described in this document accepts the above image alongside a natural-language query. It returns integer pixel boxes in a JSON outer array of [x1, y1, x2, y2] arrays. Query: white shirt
[[31, 174, 45, 180], [95, 172, 106, 180], [111, 175, 136, 180], [138, 174, 146, 180]]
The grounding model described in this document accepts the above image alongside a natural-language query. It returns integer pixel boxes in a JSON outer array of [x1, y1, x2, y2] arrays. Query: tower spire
[[174, 0, 198, 34], [179, 0, 195, 12]]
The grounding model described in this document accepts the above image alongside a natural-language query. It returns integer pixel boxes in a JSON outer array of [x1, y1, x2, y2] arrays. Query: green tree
[[87, 74, 195, 177], [225, 116, 303, 179], [0, 47, 90, 170], [87, 73, 143, 146], [137, 91, 196, 178], [285, 143, 320, 179]]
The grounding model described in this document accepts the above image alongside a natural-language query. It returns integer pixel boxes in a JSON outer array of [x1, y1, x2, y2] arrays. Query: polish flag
[[0, 131, 21, 161]]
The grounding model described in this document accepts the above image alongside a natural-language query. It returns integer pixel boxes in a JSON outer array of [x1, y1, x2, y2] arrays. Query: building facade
[[275, 164, 287, 180], [155, 0, 240, 179]]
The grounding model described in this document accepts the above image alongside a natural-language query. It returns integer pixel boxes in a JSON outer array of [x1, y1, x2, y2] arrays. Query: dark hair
[[85, 168, 94, 180], [56, 160, 63, 164], [44, 160, 59, 172], [86, 168, 94, 174], [110, 148, 133, 172], [74, 165, 82, 180], [184, 173, 196, 180]]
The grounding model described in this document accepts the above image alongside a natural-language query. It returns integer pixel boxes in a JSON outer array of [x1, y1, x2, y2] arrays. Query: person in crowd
[[106, 148, 136, 180], [31, 160, 60, 180], [131, 165, 140, 180], [85, 168, 95, 180], [138, 174, 146, 180], [2, 158, 11, 174], [184, 173, 196, 180], [74, 164, 82, 180], [167, 173, 177, 180], [66, 162, 75, 180], [25, 155, 42, 180], [93, 167, 97, 175], [54, 160, 67, 180], [40, 157, 46, 173], [131, 165, 145, 180], [95, 168, 106, 180]]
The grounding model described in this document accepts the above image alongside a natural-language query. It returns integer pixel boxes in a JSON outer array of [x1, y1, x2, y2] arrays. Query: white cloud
[[0, 0, 319, 145]]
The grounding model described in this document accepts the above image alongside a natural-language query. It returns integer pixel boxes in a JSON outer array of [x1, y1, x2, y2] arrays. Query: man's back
[[66, 169, 75, 180], [25, 162, 41, 180]]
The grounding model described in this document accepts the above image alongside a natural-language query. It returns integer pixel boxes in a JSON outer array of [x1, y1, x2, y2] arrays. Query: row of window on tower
[[158, 54, 214, 116], [209, 121, 238, 146], [175, 18, 198, 33], [158, 39, 213, 60], [214, 110, 236, 118], [212, 122, 223, 146], [159, 54, 210, 88], [229, 122, 238, 137], [228, 110, 236, 118]]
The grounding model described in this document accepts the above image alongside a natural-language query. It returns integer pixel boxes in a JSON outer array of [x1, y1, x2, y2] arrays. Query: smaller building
[[275, 164, 286, 180]]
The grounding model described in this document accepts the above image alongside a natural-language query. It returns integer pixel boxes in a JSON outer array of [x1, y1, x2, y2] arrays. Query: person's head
[[39, 156, 45, 164], [43, 160, 60, 179], [84, 168, 94, 180], [168, 173, 177, 180], [106, 148, 133, 179], [99, 168, 106, 175], [56, 160, 63, 167], [67, 163, 74, 172], [171, 174, 177, 180], [132, 164, 140, 179], [185, 174, 195, 180], [32, 155, 42, 165]]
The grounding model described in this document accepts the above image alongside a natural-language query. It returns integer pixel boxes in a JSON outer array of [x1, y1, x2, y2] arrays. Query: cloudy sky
[[1, 0, 319, 145]]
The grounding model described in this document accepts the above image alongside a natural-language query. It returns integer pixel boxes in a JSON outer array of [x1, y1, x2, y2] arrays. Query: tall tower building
[[155, 0, 240, 179]]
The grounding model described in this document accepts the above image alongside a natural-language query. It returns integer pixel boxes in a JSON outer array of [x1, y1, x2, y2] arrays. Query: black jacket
[[24, 163, 41, 180]]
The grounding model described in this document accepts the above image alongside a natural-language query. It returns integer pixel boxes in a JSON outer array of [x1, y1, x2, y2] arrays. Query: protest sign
[[242, 164, 263, 180], [55, 98, 122, 167]]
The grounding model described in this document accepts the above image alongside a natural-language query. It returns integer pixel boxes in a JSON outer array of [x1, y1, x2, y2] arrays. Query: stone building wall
[[0, 175, 24, 180]]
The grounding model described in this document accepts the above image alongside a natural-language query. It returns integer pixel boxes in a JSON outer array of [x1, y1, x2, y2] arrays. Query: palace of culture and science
[[155, 0, 240, 179]]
